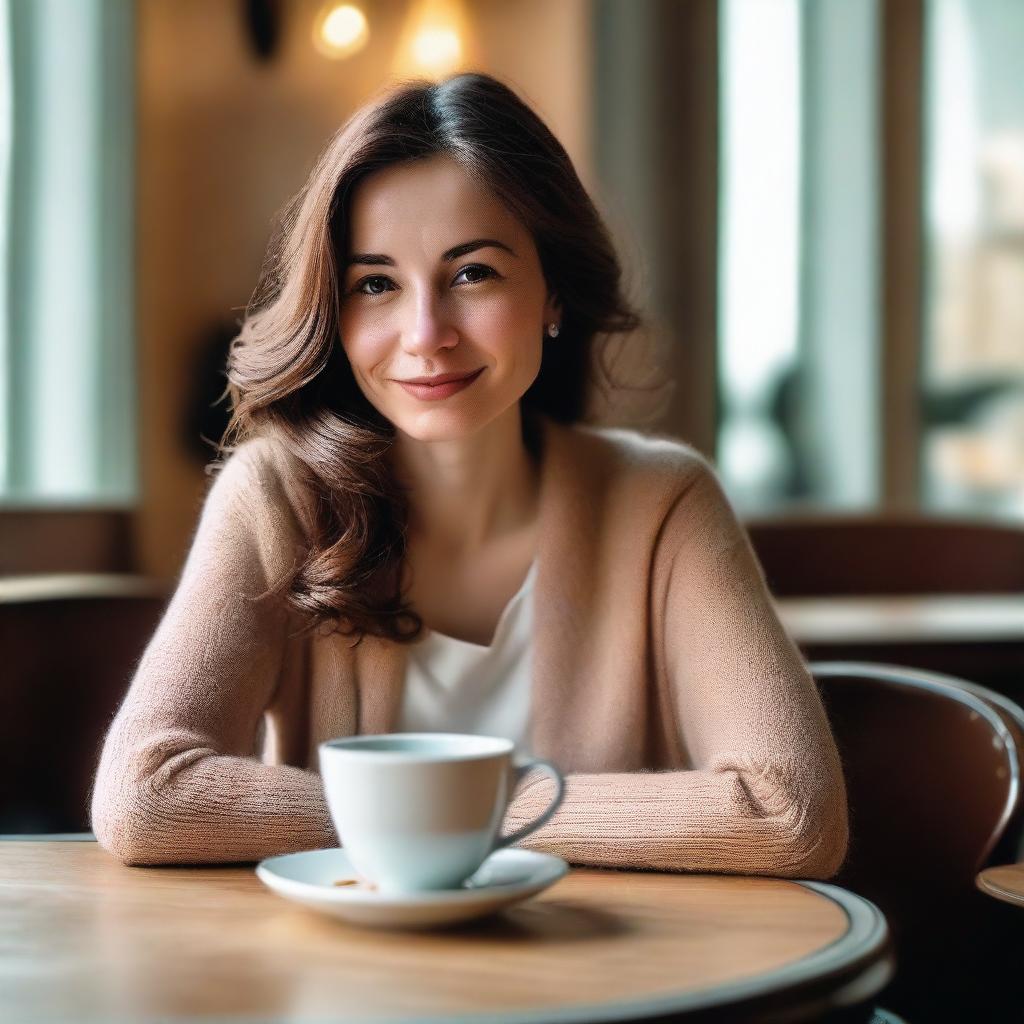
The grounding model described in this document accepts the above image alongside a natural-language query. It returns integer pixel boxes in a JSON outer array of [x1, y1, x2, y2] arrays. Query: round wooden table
[[976, 863, 1024, 908], [1, 837, 893, 1023]]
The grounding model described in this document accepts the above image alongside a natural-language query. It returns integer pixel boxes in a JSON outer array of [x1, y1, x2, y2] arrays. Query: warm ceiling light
[[392, 0, 470, 79], [411, 26, 462, 71], [313, 2, 369, 60]]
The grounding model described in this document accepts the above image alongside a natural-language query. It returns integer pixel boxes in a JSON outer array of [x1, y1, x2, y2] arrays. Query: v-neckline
[[417, 559, 538, 652], [353, 411, 596, 763]]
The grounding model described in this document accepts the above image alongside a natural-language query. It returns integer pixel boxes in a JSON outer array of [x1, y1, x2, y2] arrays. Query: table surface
[[2, 838, 893, 1024], [776, 593, 1024, 644], [977, 863, 1024, 908]]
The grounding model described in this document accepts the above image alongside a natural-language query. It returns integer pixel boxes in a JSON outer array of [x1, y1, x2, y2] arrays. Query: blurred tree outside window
[[0, 0, 135, 504], [923, 0, 1024, 518]]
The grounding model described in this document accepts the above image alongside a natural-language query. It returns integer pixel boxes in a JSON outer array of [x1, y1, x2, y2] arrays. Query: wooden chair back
[[0, 575, 166, 833], [813, 661, 1024, 1021], [814, 661, 1020, 897], [748, 514, 1024, 596]]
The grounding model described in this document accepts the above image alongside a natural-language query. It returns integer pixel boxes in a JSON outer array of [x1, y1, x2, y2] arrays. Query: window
[[717, 0, 881, 513], [0, 0, 135, 503], [922, 0, 1024, 517], [717, 0, 803, 510]]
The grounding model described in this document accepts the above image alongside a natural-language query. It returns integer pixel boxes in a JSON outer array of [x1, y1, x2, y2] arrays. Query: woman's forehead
[[346, 156, 524, 253]]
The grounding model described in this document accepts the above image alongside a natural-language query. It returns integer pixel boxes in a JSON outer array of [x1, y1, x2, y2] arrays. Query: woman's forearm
[[91, 735, 336, 865], [501, 765, 848, 879]]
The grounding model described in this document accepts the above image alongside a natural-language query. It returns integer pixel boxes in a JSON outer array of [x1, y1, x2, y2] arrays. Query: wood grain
[[1, 840, 887, 1022]]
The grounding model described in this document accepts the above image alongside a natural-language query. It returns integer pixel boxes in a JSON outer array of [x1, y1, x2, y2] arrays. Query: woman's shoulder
[[207, 433, 287, 500], [204, 433, 313, 542], [556, 419, 717, 491], [551, 422, 745, 567], [544, 419, 735, 547]]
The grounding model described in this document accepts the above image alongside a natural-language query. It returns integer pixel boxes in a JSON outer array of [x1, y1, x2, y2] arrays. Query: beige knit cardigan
[[90, 413, 849, 878]]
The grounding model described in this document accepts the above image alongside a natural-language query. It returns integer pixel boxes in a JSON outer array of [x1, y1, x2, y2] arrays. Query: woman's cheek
[[472, 292, 533, 342], [341, 318, 394, 378]]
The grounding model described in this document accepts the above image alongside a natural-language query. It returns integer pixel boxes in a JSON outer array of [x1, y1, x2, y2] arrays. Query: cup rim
[[318, 732, 516, 762]]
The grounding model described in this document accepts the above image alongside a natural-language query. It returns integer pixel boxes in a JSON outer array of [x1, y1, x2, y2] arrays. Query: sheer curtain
[[1, 0, 135, 503], [0, 0, 11, 488]]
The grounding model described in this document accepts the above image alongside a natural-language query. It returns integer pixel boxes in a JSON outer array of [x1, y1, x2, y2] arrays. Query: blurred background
[[1, 0, 1022, 578], [4, 11, 1024, 1017]]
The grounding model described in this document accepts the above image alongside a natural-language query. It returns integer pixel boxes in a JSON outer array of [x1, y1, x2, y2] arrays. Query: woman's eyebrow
[[345, 238, 517, 268]]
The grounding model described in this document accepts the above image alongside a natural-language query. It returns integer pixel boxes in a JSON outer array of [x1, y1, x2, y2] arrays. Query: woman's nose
[[400, 290, 458, 356]]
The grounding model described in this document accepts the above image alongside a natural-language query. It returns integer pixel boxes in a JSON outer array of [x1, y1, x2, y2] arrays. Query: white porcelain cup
[[318, 733, 565, 894]]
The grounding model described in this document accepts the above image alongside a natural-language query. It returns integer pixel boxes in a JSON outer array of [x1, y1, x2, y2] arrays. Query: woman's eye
[[350, 264, 496, 297], [353, 275, 395, 296], [454, 264, 496, 286]]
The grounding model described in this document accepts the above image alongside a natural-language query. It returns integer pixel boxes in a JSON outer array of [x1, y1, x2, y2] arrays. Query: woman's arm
[[503, 458, 849, 880], [89, 443, 336, 866]]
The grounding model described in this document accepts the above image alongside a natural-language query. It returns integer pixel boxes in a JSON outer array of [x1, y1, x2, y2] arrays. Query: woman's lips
[[396, 368, 485, 401]]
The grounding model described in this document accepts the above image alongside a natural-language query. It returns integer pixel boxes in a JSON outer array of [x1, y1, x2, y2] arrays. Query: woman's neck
[[390, 404, 540, 557]]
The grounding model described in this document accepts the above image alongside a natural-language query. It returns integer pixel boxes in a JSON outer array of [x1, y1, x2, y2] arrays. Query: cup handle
[[492, 757, 565, 851]]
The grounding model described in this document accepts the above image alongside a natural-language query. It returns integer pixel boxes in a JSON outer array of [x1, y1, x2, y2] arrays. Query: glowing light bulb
[[313, 3, 369, 60], [392, 0, 470, 79], [411, 27, 462, 71]]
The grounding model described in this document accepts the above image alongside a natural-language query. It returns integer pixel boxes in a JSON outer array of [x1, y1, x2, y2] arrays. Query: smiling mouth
[[398, 369, 483, 386], [394, 367, 486, 400]]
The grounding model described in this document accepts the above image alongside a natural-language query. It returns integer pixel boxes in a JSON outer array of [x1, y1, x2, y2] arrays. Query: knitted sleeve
[[503, 456, 849, 880], [89, 442, 336, 865]]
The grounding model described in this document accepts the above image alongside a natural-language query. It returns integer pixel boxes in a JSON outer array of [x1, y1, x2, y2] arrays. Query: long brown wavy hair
[[220, 71, 654, 645]]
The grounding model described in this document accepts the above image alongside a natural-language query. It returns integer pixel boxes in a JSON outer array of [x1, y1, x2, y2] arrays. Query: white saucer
[[255, 847, 568, 929]]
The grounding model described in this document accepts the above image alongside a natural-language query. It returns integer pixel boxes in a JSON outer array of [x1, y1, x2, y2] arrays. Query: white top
[[396, 560, 538, 760]]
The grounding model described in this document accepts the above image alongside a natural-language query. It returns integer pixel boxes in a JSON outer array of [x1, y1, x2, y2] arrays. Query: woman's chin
[[391, 402, 515, 445], [390, 411, 480, 443]]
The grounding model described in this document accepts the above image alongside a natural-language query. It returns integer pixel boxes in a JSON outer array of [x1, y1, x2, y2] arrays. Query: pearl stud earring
[[547, 322, 560, 338]]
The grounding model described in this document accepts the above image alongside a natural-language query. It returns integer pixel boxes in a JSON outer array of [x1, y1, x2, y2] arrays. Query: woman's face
[[337, 153, 560, 442]]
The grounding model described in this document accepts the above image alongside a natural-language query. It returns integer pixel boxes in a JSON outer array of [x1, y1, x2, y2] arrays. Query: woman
[[90, 72, 848, 878]]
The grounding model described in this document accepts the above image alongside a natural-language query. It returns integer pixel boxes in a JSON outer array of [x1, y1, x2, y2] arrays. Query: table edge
[[4, 838, 895, 1024], [533, 880, 895, 1024]]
